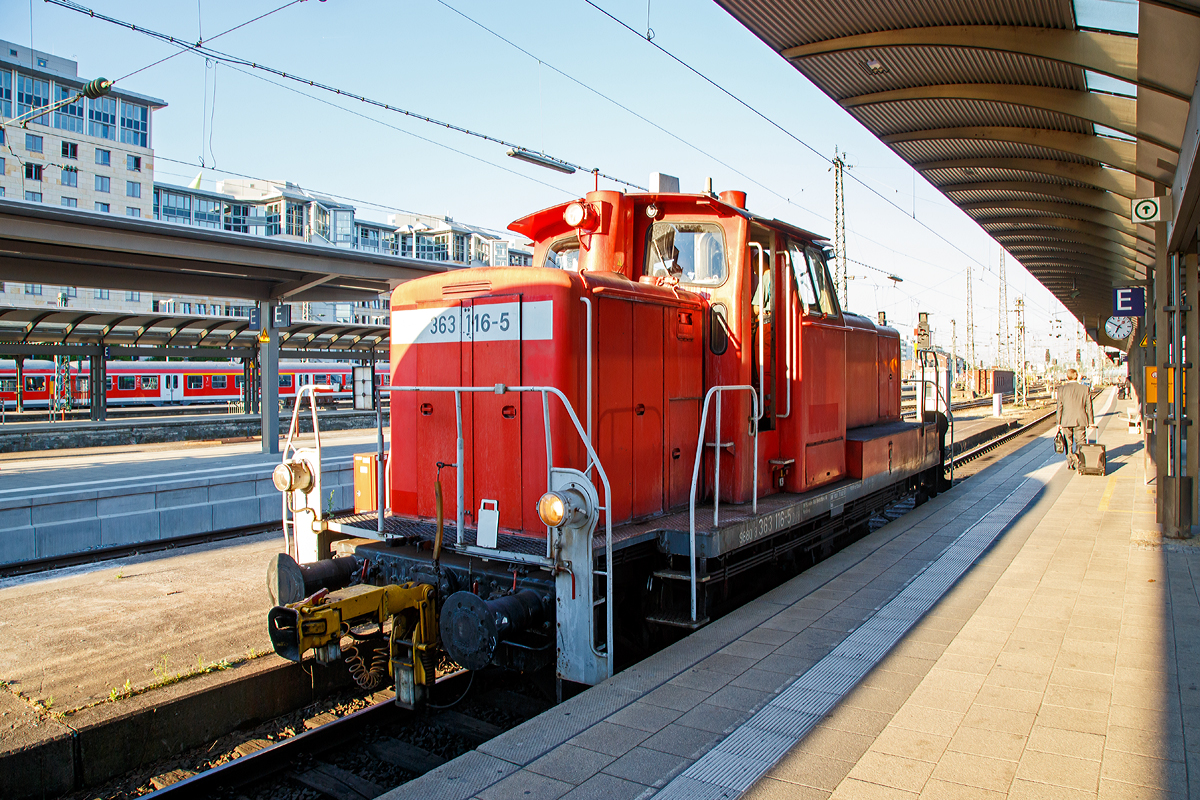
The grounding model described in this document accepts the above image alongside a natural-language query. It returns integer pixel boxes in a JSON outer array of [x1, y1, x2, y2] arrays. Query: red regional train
[[267, 186, 948, 705], [0, 360, 387, 409]]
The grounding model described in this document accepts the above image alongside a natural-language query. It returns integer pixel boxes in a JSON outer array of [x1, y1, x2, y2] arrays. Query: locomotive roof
[[509, 192, 829, 245]]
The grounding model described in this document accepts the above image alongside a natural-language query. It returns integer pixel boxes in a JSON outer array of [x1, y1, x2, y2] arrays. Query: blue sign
[[1113, 286, 1145, 316], [248, 308, 262, 331]]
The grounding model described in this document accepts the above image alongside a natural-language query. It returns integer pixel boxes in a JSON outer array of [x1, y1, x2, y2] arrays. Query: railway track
[[142, 669, 553, 800]]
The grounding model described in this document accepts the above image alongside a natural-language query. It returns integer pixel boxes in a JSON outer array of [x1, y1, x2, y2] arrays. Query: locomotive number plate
[[393, 300, 553, 345]]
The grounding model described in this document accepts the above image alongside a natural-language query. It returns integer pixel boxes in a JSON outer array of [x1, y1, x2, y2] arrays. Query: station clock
[[1104, 316, 1134, 341]]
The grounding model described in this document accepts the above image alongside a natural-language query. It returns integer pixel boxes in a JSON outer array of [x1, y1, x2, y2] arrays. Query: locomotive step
[[652, 569, 716, 583], [645, 610, 711, 630]]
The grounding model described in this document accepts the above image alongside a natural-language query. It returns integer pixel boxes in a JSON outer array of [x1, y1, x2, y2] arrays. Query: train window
[[141, 376, 158, 390], [544, 237, 580, 271], [279, 375, 293, 388], [75, 377, 88, 394], [106, 376, 113, 391], [787, 241, 821, 314], [212, 375, 228, 389], [234, 375, 244, 389], [645, 222, 726, 286], [186, 375, 203, 390], [710, 303, 729, 355], [117, 376, 134, 391], [0, 379, 16, 392], [26, 376, 46, 392], [315, 374, 327, 384], [806, 247, 840, 316]]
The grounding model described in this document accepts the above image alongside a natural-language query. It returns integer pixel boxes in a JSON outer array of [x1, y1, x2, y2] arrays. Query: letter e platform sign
[[1113, 286, 1145, 316]]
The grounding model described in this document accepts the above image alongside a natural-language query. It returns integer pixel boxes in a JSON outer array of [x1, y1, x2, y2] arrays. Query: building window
[[186, 375, 203, 390], [118, 376, 135, 391], [95, 288, 109, 300], [61, 141, 78, 159], [64, 286, 77, 298], [24, 163, 42, 181], [212, 375, 228, 389], [94, 202, 109, 212], [0, 71, 11, 117], [265, 202, 281, 236], [16, 75, 49, 125], [285, 202, 305, 237], [95, 175, 110, 192], [126, 206, 140, 218], [95, 148, 110, 166], [88, 96, 117, 139], [25, 133, 42, 153], [119, 102, 148, 147], [24, 191, 42, 202], [453, 233, 467, 263], [53, 85, 85, 133], [195, 198, 221, 228], [224, 203, 250, 233], [61, 167, 77, 187], [61, 197, 76, 207], [125, 291, 140, 301], [126, 181, 140, 198], [159, 190, 192, 224], [25, 284, 42, 295], [127, 154, 141, 171]]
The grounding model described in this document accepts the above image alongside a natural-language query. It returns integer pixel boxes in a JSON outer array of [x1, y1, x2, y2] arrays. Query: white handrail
[[280, 385, 331, 559], [687, 384, 760, 622], [388, 383, 615, 667], [778, 251, 793, 419]]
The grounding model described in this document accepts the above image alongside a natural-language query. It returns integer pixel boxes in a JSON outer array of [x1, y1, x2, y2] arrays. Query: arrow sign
[[1132, 196, 1172, 224]]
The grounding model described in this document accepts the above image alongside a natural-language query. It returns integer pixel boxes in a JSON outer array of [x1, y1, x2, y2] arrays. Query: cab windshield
[[543, 237, 580, 270], [645, 221, 727, 286]]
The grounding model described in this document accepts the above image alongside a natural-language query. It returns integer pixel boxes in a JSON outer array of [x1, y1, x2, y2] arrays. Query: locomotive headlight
[[273, 460, 314, 494], [537, 492, 567, 527], [563, 202, 597, 230], [537, 487, 590, 529]]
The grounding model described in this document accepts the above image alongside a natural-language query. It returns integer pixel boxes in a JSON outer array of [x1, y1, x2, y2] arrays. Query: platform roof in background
[[0, 309, 388, 358], [0, 198, 454, 303], [717, 0, 1200, 347]]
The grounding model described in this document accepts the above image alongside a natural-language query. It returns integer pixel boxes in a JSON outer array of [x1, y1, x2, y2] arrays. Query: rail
[[687, 384, 760, 622], [388, 383, 614, 668]]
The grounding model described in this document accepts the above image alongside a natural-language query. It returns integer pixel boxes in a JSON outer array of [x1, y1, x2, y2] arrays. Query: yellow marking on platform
[[1099, 475, 1118, 512]]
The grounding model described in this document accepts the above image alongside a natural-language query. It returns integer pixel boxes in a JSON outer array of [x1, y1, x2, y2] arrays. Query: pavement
[[387, 388, 1200, 799]]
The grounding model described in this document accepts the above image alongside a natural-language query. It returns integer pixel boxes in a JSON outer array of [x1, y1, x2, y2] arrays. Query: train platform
[[392, 387, 1196, 800], [0, 427, 377, 566]]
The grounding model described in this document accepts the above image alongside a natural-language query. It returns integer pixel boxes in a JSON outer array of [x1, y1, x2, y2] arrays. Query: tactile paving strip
[[654, 462, 1052, 799]]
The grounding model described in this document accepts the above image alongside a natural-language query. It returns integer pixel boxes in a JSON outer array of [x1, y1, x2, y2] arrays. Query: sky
[[4, 0, 1097, 368]]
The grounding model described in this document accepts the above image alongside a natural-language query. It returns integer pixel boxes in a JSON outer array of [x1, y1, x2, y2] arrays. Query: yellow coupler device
[[268, 582, 438, 709]]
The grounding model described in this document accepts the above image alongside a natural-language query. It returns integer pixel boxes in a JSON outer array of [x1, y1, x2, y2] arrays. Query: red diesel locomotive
[[268, 186, 947, 703]]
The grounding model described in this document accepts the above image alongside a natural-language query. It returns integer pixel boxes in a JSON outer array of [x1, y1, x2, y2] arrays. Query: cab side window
[[806, 246, 840, 317], [787, 240, 821, 314]]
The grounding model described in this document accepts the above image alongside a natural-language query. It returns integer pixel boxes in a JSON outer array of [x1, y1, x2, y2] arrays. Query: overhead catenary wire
[[47, 0, 646, 190]]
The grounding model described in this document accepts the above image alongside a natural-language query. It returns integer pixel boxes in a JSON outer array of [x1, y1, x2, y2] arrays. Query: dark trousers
[[1064, 426, 1087, 465]]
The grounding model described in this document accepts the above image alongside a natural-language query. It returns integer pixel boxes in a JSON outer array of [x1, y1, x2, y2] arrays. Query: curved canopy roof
[[0, 309, 388, 356], [716, 0, 1200, 345]]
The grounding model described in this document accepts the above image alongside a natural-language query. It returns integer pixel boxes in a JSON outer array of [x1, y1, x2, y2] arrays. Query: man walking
[[1057, 368, 1094, 469]]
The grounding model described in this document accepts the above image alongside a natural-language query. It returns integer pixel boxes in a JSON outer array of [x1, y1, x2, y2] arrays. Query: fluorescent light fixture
[[506, 148, 576, 174]]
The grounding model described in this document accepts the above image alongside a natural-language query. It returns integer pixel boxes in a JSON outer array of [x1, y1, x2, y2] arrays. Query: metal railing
[[687, 384, 760, 622], [388, 383, 614, 666], [905, 349, 955, 484]]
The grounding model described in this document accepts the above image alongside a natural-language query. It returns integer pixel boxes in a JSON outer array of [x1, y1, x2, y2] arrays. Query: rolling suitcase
[[1077, 443, 1106, 476]]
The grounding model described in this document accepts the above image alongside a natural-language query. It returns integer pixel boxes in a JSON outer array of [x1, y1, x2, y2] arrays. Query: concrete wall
[[0, 458, 355, 566]]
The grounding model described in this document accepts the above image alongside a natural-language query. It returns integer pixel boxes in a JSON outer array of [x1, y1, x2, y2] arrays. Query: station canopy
[[0, 309, 388, 358], [716, 0, 1200, 343]]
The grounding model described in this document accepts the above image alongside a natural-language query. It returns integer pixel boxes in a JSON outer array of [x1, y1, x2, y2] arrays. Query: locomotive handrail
[[280, 385, 332, 559], [905, 349, 955, 483], [687, 384, 760, 622], [388, 383, 615, 669]]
